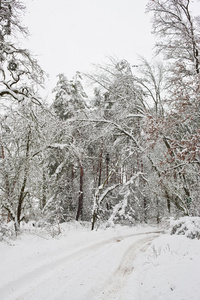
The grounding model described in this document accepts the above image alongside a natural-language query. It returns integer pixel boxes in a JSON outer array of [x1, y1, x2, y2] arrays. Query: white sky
[[21, 0, 200, 97], [22, 0, 154, 95]]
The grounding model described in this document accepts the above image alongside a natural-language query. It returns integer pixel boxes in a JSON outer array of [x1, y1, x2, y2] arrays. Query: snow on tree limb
[[70, 118, 144, 152], [107, 190, 130, 226]]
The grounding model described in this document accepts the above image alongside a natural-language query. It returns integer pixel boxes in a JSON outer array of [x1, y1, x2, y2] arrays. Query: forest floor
[[0, 220, 200, 300]]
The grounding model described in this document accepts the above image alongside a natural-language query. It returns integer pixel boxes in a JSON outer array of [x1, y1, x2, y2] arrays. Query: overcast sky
[[21, 0, 200, 97], [22, 0, 155, 94]]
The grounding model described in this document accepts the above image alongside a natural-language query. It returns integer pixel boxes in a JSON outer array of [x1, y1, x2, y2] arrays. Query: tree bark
[[76, 164, 84, 221], [41, 170, 47, 209], [16, 129, 30, 229]]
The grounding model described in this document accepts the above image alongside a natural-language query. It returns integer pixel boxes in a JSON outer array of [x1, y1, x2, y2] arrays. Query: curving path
[[0, 230, 163, 300]]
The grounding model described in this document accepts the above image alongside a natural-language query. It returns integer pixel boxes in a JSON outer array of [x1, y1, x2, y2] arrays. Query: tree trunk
[[15, 129, 30, 229], [41, 170, 47, 209], [91, 210, 98, 231], [144, 196, 147, 223], [98, 145, 103, 187], [166, 190, 171, 213], [156, 196, 160, 224], [76, 164, 84, 221], [17, 176, 27, 225]]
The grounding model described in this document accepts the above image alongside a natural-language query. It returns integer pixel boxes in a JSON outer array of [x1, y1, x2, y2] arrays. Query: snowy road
[[0, 226, 162, 300]]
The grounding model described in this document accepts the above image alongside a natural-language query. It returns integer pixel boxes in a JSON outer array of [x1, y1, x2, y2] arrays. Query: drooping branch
[[91, 183, 120, 230]]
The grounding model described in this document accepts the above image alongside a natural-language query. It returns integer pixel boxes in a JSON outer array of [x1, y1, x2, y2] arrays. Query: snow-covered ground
[[0, 220, 200, 300]]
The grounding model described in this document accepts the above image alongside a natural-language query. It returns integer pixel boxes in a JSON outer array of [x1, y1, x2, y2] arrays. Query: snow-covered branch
[[71, 118, 144, 152]]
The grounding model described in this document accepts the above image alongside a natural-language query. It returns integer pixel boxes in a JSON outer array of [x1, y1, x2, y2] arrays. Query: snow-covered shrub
[[0, 222, 16, 242], [170, 217, 200, 239], [20, 219, 62, 238]]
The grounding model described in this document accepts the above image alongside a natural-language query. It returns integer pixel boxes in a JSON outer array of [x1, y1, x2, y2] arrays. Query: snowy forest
[[0, 0, 199, 234]]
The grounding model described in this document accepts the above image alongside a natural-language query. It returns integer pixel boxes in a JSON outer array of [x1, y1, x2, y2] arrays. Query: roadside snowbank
[[170, 216, 200, 239], [121, 233, 200, 300]]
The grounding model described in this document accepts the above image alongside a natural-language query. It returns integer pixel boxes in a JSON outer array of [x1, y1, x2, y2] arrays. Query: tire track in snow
[[0, 230, 163, 300], [0, 237, 116, 300], [94, 235, 160, 300]]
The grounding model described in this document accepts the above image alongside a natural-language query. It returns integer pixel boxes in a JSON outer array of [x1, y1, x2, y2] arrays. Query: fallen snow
[[0, 221, 200, 300], [120, 234, 200, 300]]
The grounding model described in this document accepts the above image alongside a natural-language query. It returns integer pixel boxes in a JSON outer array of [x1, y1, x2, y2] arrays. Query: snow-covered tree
[[85, 59, 154, 226], [0, 0, 46, 231], [146, 0, 200, 75], [0, 0, 45, 106], [0, 101, 47, 230], [145, 0, 200, 216], [52, 72, 87, 120], [45, 73, 89, 222]]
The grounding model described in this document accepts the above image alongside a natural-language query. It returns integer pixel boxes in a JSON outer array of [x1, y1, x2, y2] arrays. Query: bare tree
[[146, 0, 200, 74], [145, 0, 200, 216], [0, 0, 45, 105]]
